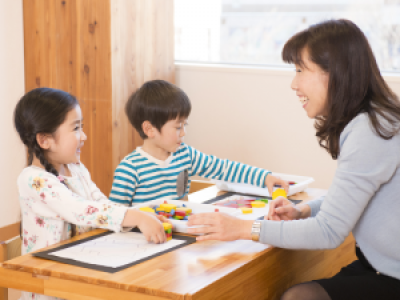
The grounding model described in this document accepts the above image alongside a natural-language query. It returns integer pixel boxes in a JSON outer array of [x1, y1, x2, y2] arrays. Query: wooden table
[[0, 187, 356, 300]]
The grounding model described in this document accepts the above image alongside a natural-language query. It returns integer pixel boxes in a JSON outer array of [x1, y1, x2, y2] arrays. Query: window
[[175, 0, 400, 72]]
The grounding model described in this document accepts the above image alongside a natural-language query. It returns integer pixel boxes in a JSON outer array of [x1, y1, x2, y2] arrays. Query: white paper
[[51, 232, 185, 268]]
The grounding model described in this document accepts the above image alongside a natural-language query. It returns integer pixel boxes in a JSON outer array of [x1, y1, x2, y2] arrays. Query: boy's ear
[[36, 133, 52, 150], [142, 121, 156, 138]]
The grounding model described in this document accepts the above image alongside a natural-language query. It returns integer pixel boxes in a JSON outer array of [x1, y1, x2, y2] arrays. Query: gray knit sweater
[[260, 113, 400, 280]]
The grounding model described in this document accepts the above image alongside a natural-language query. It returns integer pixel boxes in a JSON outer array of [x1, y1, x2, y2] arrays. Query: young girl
[[14, 88, 167, 300]]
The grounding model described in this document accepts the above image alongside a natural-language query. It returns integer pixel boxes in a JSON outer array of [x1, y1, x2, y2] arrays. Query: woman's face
[[291, 48, 329, 119]]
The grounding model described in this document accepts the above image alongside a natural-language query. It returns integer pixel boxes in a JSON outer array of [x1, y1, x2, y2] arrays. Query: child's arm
[[20, 172, 165, 241], [109, 160, 138, 206], [188, 145, 288, 194], [21, 172, 127, 232]]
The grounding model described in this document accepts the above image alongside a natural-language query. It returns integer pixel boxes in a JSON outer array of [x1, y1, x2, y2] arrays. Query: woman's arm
[[189, 115, 400, 249]]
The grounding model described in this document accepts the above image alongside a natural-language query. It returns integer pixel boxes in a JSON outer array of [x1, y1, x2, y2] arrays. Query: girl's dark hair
[[125, 80, 191, 139], [14, 87, 78, 177], [282, 19, 400, 159]]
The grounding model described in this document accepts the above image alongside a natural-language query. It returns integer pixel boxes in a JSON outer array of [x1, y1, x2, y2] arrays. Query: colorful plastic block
[[240, 207, 253, 214], [163, 223, 173, 241], [251, 201, 266, 208], [176, 207, 192, 214], [272, 188, 287, 200], [160, 203, 177, 212], [139, 207, 155, 213]]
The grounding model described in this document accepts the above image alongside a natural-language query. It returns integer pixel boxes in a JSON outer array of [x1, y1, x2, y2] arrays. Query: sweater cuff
[[306, 196, 325, 217], [104, 206, 129, 233]]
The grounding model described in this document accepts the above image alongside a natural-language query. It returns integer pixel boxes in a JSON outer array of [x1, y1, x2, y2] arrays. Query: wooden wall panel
[[111, 0, 175, 169], [23, 0, 113, 194], [23, 0, 175, 195]]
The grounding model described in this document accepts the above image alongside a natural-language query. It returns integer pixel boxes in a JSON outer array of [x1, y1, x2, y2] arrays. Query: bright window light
[[175, 0, 400, 72]]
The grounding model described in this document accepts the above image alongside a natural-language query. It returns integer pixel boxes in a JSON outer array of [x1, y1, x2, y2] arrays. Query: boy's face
[[154, 117, 188, 153]]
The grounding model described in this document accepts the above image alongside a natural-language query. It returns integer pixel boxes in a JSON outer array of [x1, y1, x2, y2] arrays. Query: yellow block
[[272, 188, 287, 200], [139, 207, 155, 213], [176, 207, 192, 214], [251, 201, 266, 208], [240, 207, 253, 214], [163, 223, 173, 230], [160, 203, 177, 212]]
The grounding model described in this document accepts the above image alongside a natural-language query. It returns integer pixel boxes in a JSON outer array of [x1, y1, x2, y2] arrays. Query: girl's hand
[[123, 210, 166, 243], [266, 197, 310, 221], [264, 174, 289, 196], [187, 212, 253, 241]]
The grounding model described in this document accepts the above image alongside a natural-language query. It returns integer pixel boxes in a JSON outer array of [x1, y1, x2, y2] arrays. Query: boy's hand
[[264, 174, 289, 196]]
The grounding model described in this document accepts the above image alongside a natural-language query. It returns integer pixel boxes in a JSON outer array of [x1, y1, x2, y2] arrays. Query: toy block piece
[[176, 207, 192, 214], [175, 211, 186, 217], [139, 207, 155, 213], [163, 225, 172, 234], [215, 208, 219, 212], [272, 188, 287, 200], [236, 200, 254, 205], [258, 199, 269, 204], [160, 203, 177, 212], [240, 207, 253, 214], [156, 207, 165, 212], [251, 201, 266, 208]]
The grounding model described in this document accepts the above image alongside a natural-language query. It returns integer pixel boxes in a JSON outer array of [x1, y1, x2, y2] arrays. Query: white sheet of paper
[[51, 232, 185, 268]]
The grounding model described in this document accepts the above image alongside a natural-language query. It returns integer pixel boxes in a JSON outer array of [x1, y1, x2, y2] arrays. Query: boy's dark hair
[[125, 80, 191, 139], [282, 19, 400, 159], [14, 87, 78, 178]]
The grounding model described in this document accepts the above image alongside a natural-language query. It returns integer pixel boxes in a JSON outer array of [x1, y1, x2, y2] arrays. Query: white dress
[[18, 163, 128, 300]]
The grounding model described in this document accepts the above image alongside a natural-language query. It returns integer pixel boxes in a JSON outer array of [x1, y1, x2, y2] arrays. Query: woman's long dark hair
[[282, 19, 400, 159], [14, 88, 78, 177]]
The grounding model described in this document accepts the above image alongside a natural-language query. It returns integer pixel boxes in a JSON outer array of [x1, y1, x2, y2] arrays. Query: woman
[[187, 19, 400, 300]]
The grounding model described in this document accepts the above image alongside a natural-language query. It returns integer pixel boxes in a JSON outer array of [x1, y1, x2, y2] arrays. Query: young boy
[[109, 80, 288, 206]]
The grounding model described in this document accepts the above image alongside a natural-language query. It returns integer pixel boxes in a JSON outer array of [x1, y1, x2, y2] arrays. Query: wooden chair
[[189, 179, 214, 194], [0, 222, 22, 300]]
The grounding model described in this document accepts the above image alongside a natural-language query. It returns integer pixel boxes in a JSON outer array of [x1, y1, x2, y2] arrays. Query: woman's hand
[[122, 210, 167, 243], [187, 212, 253, 241], [266, 197, 310, 221], [264, 174, 289, 196]]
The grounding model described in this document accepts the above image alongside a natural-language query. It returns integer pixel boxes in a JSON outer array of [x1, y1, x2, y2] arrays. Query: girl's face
[[47, 105, 87, 168], [291, 48, 329, 119]]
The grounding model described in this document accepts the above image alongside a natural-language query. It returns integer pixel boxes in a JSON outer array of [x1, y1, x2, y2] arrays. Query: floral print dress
[[18, 163, 128, 300]]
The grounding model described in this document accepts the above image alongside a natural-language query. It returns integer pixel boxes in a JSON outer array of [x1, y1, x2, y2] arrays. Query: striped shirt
[[109, 144, 270, 205]]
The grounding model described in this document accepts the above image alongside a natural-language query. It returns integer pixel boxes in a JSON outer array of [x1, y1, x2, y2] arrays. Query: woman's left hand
[[187, 212, 253, 241]]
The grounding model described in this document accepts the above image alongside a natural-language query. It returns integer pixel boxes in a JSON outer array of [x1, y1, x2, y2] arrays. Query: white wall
[[176, 63, 400, 190], [0, 1, 26, 228]]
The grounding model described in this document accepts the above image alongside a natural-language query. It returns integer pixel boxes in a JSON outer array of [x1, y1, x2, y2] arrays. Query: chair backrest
[[0, 222, 21, 300], [189, 179, 214, 194]]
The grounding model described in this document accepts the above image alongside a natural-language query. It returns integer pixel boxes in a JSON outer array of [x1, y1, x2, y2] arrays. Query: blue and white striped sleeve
[[109, 160, 138, 205], [188, 146, 270, 187]]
